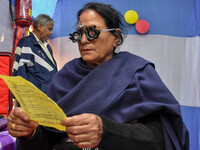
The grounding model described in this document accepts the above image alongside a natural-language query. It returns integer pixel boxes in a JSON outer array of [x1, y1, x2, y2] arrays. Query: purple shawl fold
[[47, 51, 189, 150], [0, 118, 16, 150]]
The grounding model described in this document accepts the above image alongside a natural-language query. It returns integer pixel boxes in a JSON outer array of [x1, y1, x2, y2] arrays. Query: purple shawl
[[47, 51, 189, 150]]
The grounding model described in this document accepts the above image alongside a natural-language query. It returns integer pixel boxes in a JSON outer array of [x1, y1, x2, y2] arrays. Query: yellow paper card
[[0, 75, 67, 131]]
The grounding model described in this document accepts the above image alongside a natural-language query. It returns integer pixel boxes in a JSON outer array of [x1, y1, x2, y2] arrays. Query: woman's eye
[[89, 30, 96, 37], [74, 33, 80, 39]]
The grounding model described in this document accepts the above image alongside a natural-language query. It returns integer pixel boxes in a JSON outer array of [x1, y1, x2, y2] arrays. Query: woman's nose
[[80, 32, 89, 43]]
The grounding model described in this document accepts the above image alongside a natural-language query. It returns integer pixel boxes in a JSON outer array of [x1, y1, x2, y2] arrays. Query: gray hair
[[33, 14, 54, 28]]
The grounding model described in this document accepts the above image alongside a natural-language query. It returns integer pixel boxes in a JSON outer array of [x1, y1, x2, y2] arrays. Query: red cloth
[[0, 53, 11, 116]]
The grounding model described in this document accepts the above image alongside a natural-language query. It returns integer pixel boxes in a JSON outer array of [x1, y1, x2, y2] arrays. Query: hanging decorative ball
[[135, 19, 150, 34], [124, 10, 139, 24]]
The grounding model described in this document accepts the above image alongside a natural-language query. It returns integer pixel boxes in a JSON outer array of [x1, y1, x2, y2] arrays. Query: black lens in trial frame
[[69, 25, 116, 43]]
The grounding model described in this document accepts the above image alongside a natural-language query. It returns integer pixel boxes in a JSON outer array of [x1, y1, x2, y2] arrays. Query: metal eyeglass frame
[[69, 25, 116, 43]]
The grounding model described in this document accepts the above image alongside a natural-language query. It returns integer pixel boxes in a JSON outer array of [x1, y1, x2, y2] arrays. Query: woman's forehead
[[78, 10, 106, 27]]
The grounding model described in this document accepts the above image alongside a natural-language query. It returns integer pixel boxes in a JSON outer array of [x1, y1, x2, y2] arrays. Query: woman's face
[[78, 9, 118, 67]]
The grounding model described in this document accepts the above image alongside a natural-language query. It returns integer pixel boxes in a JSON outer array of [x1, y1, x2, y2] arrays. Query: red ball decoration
[[135, 20, 150, 34]]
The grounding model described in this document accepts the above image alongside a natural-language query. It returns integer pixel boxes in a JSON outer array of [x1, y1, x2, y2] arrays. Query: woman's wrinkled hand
[[7, 107, 38, 138], [61, 113, 103, 148]]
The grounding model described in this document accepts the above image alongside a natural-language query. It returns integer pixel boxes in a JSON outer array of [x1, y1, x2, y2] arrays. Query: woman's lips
[[81, 49, 93, 53]]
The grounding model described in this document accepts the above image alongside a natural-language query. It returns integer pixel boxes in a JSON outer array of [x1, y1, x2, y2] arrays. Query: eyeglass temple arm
[[100, 28, 116, 32]]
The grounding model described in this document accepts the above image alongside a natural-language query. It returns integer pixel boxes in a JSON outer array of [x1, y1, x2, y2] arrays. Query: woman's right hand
[[7, 107, 38, 138]]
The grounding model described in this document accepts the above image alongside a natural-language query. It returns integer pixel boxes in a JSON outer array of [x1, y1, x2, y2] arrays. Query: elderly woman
[[7, 2, 189, 150]]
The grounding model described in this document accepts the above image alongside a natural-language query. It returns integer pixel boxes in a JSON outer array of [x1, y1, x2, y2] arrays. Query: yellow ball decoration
[[124, 10, 139, 24]]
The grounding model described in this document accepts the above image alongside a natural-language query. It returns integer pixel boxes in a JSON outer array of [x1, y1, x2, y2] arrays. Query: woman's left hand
[[61, 113, 103, 148]]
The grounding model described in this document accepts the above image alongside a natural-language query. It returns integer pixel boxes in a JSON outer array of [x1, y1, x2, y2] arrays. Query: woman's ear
[[113, 28, 122, 47]]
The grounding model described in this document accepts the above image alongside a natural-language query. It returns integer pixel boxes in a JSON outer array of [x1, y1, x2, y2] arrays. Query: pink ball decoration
[[135, 20, 150, 34]]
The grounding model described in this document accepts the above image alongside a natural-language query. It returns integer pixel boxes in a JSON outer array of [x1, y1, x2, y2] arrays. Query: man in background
[[13, 14, 57, 94]]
